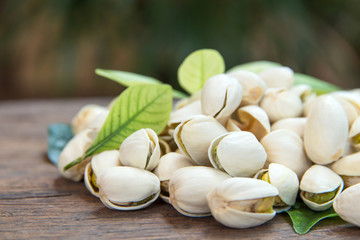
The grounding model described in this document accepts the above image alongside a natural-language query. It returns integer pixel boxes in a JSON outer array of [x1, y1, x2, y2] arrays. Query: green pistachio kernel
[[229, 196, 275, 214], [352, 133, 360, 144], [303, 187, 339, 204]]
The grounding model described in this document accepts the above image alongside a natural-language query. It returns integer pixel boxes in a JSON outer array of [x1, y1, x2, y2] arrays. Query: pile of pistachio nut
[[57, 66, 360, 229]]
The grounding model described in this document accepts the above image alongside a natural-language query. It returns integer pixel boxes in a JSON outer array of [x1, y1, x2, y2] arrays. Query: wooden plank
[[0, 98, 359, 239]]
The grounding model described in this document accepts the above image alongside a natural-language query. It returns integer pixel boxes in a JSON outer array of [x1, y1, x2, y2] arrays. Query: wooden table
[[1, 98, 359, 239]]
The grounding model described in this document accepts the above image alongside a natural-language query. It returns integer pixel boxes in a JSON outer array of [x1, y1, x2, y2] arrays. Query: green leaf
[[178, 49, 225, 94], [95, 68, 188, 99], [64, 84, 172, 170], [227, 61, 281, 73], [47, 123, 73, 166], [285, 201, 341, 234], [294, 73, 342, 95]]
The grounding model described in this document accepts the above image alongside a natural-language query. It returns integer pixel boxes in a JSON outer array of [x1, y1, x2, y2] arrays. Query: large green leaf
[[47, 123, 73, 166], [294, 73, 342, 95], [285, 201, 343, 234], [64, 84, 173, 170], [226, 60, 281, 73], [95, 68, 188, 99], [178, 49, 225, 94]]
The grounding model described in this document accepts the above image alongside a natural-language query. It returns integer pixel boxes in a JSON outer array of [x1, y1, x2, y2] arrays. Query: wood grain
[[0, 98, 359, 239]]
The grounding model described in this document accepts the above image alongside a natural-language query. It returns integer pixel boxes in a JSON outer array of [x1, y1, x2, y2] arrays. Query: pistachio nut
[[254, 163, 299, 212], [57, 129, 97, 181], [71, 104, 108, 134], [271, 117, 306, 139], [304, 95, 348, 165], [349, 116, 360, 151], [258, 66, 294, 89], [260, 129, 312, 179], [259, 88, 303, 123], [225, 119, 242, 132], [84, 150, 121, 197], [333, 183, 360, 227], [153, 152, 194, 203], [208, 132, 267, 177], [237, 105, 270, 141], [168, 100, 202, 129], [87, 109, 109, 132], [174, 115, 228, 166], [330, 152, 360, 188], [119, 128, 160, 171], [201, 74, 243, 122], [227, 70, 267, 105], [169, 166, 231, 217], [300, 165, 344, 211], [207, 177, 279, 228], [97, 166, 160, 210]]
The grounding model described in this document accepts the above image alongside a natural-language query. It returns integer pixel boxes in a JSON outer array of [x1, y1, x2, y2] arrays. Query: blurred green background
[[1, 0, 360, 100]]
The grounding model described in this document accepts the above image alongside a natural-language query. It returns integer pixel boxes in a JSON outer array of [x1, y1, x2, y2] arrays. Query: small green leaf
[[47, 123, 73, 166], [226, 61, 281, 73], [178, 49, 225, 94], [285, 201, 341, 234], [95, 68, 188, 99], [294, 73, 342, 95], [64, 84, 172, 170]]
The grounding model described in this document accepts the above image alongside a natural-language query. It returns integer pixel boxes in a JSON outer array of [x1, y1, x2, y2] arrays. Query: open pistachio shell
[[254, 163, 299, 212], [227, 70, 267, 106], [332, 95, 358, 127], [271, 117, 306, 139], [304, 95, 349, 165], [84, 150, 121, 197], [57, 129, 97, 182], [201, 74, 243, 120], [169, 166, 231, 217], [300, 165, 344, 211], [260, 129, 312, 179], [330, 152, 360, 188], [209, 132, 267, 177], [349, 116, 360, 151], [258, 66, 294, 89], [260, 88, 303, 123], [207, 177, 278, 228], [333, 183, 360, 227], [225, 119, 242, 132], [71, 104, 108, 135], [168, 100, 202, 129], [174, 91, 201, 110], [98, 166, 160, 210], [174, 115, 228, 166], [153, 152, 194, 203], [119, 128, 161, 171], [237, 105, 270, 141], [87, 109, 110, 132]]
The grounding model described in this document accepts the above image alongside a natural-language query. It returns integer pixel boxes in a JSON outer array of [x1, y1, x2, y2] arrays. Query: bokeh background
[[1, 0, 360, 100]]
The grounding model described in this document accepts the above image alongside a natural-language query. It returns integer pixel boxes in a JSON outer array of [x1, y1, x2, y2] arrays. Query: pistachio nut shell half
[[254, 163, 299, 212], [71, 104, 108, 135], [207, 178, 278, 228], [98, 166, 160, 210], [271, 117, 306, 139], [260, 129, 312, 179], [57, 129, 97, 182], [333, 183, 360, 227], [119, 128, 160, 171], [153, 152, 194, 203], [330, 151, 360, 188], [237, 105, 270, 141], [168, 100, 202, 129], [300, 165, 344, 211], [174, 115, 228, 166], [304, 95, 349, 165], [201, 74, 243, 120], [259, 88, 303, 123], [209, 132, 267, 177], [84, 150, 121, 197], [227, 70, 267, 106], [169, 166, 231, 217], [258, 66, 294, 89]]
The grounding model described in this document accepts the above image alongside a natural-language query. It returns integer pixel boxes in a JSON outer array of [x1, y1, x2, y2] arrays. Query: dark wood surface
[[1, 98, 359, 239]]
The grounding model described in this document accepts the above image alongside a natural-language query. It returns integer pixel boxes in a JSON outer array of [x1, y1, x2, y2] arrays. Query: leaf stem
[[64, 156, 86, 171]]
